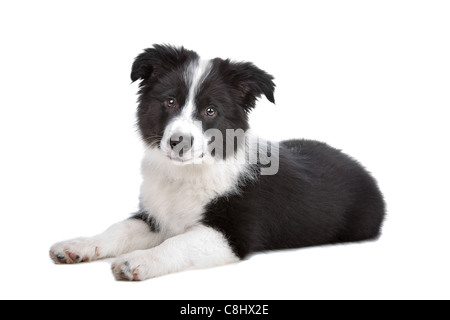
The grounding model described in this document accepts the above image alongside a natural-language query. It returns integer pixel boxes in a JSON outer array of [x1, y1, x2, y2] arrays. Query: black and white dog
[[50, 45, 385, 281]]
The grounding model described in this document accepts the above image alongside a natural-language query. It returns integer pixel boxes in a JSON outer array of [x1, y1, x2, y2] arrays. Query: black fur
[[131, 45, 199, 147], [131, 211, 160, 233], [133, 44, 385, 259], [203, 139, 385, 259], [131, 44, 275, 157]]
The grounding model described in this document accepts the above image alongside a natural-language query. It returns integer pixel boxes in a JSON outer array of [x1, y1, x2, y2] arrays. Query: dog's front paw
[[111, 251, 153, 281], [50, 237, 101, 264]]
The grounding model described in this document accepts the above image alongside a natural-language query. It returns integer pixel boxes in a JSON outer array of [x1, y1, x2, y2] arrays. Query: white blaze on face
[[161, 59, 212, 163], [183, 59, 212, 119]]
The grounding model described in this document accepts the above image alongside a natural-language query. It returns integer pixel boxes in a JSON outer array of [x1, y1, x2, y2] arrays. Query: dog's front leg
[[50, 213, 164, 264], [111, 225, 239, 281]]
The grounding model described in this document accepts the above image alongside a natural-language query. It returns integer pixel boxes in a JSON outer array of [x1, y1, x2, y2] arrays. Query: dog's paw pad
[[111, 260, 141, 281], [50, 249, 81, 264], [50, 251, 67, 264], [50, 238, 99, 264], [111, 254, 150, 281], [67, 251, 80, 262], [132, 268, 140, 281]]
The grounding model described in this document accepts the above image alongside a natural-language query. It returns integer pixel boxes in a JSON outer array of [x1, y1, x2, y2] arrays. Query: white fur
[[139, 146, 252, 237], [50, 143, 251, 279], [49, 219, 164, 263], [183, 59, 212, 116], [111, 225, 239, 281], [49, 57, 254, 281], [160, 59, 212, 162]]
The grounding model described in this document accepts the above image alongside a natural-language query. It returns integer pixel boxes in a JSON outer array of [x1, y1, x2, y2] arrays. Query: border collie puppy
[[50, 44, 385, 281]]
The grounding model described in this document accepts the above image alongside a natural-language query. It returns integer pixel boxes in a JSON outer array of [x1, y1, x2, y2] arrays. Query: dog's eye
[[165, 98, 178, 109], [205, 106, 217, 117]]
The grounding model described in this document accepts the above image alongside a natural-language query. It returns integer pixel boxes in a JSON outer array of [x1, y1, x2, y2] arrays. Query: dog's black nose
[[169, 133, 194, 150]]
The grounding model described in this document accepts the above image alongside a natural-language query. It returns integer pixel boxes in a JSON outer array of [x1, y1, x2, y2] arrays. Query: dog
[[50, 44, 385, 281]]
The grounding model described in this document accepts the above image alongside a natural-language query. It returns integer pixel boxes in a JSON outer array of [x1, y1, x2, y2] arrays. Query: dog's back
[[204, 139, 385, 258], [284, 139, 385, 241]]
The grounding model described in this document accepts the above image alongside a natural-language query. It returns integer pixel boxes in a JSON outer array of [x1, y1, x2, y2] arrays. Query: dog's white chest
[[139, 175, 211, 235], [139, 150, 248, 236]]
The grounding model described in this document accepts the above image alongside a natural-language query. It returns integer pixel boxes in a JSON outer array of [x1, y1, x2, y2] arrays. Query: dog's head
[[131, 44, 275, 164]]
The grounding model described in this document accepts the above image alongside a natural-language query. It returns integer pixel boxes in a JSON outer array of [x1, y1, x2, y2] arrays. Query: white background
[[0, 0, 449, 300]]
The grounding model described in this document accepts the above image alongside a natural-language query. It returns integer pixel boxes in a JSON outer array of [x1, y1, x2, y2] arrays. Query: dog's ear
[[131, 44, 197, 85], [223, 60, 276, 111]]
